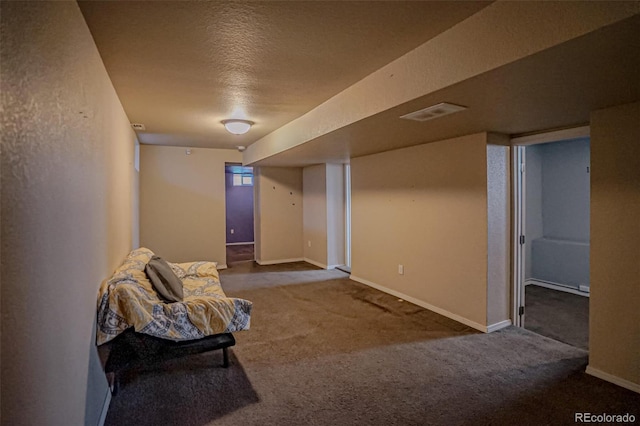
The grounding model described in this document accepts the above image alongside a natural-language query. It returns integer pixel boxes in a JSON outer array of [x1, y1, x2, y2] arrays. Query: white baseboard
[[350, 275, 496, 333], [226, 242, 255, 246], [303, 258, 330, 269], [525, 279, 589, 297], [586, 366, 640, 394], [487, 319, 512, 333], [98, 388, 111, 426], [217, 264, 228, 270], [256, 257, 304, 266]]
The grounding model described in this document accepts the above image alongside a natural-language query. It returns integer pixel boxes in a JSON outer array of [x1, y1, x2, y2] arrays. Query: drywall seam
[[586, 366, 640, 394], [350, 275, 487, 333]]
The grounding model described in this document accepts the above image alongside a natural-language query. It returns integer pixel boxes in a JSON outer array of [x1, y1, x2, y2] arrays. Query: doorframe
[[510, 125, 590, 328], [512, 145, 526, 327], [224, 162, 256, 265]]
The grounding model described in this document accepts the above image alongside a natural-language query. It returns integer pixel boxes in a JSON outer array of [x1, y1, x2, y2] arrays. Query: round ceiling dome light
[[222, 119, 253, 135]]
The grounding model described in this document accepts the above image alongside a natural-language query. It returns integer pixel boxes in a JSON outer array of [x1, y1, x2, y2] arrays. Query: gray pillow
[[144, 255, 184, 302]]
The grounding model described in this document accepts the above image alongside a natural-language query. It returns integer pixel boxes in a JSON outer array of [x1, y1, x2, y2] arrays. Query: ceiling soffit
[[244, 2, 640, 166], [251, 14, 640, 167]]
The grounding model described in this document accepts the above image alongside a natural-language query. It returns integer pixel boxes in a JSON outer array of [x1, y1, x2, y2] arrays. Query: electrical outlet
[[230, 229, 234, 234], [308, 240, 312, 248], [398, 264, 404, 275]]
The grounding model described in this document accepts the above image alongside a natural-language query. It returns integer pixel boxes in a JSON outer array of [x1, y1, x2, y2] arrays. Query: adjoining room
[[513, 131, 591, 350], [225, 163, 256, 265]]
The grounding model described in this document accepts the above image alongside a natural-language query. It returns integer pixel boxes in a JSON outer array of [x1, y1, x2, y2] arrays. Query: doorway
[[344, 164, 351, 270], [512, 127, 590, 349], [335, 163, 352, 274], [225, 163, 255, 264]]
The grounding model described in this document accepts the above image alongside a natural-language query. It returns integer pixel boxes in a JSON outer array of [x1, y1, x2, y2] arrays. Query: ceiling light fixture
[[222, 119, 254, 135]]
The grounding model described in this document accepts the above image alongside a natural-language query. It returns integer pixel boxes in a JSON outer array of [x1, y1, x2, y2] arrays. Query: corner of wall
[[486, 142, 511, 327]]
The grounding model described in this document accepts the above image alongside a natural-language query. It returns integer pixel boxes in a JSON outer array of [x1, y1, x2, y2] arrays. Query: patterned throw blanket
[[97, 247, 252, 345]]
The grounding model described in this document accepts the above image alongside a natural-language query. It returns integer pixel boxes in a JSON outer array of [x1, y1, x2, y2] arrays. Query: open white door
[[344, 164, 352, 269], [512, 146, 526, 327]]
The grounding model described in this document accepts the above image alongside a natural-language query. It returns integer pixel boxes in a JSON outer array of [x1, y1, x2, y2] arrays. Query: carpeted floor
[[226, 244, 255, 263], [105, 262, 639, 426], [524, 285, 589, 350]]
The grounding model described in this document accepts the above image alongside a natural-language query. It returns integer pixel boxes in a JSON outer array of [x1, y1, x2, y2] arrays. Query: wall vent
[[131, 123, 146, 131], [400, 102, 467, 122]]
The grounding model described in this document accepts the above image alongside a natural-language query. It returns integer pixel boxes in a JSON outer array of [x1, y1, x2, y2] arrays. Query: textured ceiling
[[79, 1, 491, 149]]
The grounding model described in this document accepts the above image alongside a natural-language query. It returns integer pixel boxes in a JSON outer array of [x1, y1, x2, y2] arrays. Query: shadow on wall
[[85, 315, 109, 425]]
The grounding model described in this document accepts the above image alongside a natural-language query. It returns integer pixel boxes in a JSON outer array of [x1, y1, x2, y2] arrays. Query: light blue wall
[[526, 138, 590, 288], [541, 138, 590, 242]]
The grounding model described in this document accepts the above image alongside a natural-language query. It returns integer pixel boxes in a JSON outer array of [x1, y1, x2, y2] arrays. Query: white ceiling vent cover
[[131, 123, 146, 131], [400, 102, 467, 122]]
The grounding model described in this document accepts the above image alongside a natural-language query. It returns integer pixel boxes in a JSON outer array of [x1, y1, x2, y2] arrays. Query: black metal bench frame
[[103, 328, 235, 395]]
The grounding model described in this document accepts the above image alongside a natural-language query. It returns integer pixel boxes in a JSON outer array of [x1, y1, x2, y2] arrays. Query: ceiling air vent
[[400, 102, 467, 122], [131, 123, 146, 131]]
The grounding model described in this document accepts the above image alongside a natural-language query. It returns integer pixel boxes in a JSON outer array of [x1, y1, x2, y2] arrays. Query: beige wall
[[1, 3, 139, 424], [140, 145, 241, 265], [589, 101, 640, 389], [351, 133, 493, 328], [302, 163, 345, 268], [303, 165, 328, 265], [255, 167, 303, 263]]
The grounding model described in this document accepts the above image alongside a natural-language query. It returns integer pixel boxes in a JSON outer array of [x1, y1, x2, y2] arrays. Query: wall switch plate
[[308, 240, 312, 247], [398, 264, 404, 275]]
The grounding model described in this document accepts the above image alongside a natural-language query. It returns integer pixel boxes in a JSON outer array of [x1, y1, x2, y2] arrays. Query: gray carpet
[[524, 284, 589, 350], [105, 262, 639, 426]]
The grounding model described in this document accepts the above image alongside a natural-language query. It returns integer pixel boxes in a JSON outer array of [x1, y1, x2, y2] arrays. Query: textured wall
[[140, 146, 241, 264], [255, 167, 303, 263], [486, 140, 510, 326], [350, 133, 489, 327], [303, 165, 328, 266], [0, 3, 138, 424], [589, 102, 640, 389]]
